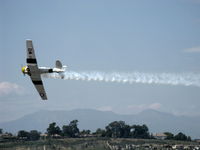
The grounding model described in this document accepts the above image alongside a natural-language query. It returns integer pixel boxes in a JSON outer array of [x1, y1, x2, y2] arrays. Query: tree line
[[164, 132, 191, 141], [45, 120, 151, 139], [0, 120, 191, 141]]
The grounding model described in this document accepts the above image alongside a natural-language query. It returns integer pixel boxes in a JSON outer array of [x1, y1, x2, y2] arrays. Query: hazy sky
[[1, 0, 200, 122]]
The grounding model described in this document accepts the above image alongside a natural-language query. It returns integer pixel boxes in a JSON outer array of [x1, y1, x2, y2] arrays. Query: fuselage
[[21, 66, 65, 76]]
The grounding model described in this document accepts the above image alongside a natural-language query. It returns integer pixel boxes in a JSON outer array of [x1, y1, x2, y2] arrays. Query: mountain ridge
[[0, 109, 199, 138]]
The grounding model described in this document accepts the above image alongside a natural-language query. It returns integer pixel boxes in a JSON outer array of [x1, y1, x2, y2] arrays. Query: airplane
[[21, 40, 66, 100]]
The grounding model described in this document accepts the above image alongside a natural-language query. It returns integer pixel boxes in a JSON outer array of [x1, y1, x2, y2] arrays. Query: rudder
[[55, 60, 62, 69]]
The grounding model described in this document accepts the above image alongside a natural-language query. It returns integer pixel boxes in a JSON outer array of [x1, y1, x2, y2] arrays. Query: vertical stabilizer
[[55, 60, 62, 69]]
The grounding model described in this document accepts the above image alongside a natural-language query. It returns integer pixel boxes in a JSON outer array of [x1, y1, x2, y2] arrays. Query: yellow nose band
[[21, 66, 26, 73]]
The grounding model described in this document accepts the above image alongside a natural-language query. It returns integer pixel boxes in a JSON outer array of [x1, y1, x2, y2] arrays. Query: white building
[[154, 133, 167, 140]]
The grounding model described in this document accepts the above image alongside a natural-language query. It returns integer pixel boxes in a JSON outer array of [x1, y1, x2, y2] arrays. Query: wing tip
[[41, 95, 48, 100], [42, 97, 48, 100]]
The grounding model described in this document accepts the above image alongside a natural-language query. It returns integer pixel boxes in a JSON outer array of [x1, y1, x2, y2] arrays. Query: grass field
[[0, 138, 199, 150]]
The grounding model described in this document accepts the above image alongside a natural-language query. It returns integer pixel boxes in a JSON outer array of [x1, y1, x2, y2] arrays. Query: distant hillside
[[0, 109, 200, 138]]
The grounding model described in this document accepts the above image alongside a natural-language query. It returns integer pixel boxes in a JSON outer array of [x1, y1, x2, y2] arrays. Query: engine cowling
[[21, 66, 30, 76]]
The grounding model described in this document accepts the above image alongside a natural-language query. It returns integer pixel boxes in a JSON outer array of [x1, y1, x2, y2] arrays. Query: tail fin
[[55, 60, 62, 69]]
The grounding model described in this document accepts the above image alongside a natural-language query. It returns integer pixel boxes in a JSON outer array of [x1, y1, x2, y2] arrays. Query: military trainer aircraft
[[21, 40, 66, 100]]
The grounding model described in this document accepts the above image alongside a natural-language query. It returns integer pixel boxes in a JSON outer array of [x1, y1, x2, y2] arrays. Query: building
[[154, 133, 167, 140]]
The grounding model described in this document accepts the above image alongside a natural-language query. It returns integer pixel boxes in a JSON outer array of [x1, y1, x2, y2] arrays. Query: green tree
[[94, 128, 106, 137], [174, 132, 188, 141], [164, 132, 174, 140], [81, 130, 91, 135], [0, 129, 3, 134], [187, 136, 191, 141], [29, 130, 40, 141], [130, 124, 150, 139], [47, 122, 61, 136], [105, 121, 130, 138], [62, 120, 80, 137], [18, 130, 30, 140]]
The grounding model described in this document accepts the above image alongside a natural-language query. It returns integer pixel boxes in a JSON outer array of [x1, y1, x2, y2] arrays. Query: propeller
[[21, 64, 25, 76]]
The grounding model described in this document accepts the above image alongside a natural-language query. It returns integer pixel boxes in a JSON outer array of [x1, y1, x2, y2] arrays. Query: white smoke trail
[[42, 71, 200, 87]]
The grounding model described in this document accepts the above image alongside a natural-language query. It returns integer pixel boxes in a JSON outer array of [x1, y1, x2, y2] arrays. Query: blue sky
[[1, 0, 200, 122]]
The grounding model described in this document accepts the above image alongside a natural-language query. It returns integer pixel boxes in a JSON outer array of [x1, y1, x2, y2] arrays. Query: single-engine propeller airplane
[[21, 40, 66, 100]]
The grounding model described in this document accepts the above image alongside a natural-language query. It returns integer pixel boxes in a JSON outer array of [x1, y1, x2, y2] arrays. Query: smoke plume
[[42, 71, 200, 87]]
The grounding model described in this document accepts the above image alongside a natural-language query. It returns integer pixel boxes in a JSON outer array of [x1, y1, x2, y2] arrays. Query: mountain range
[[0, 109, 199, 139]]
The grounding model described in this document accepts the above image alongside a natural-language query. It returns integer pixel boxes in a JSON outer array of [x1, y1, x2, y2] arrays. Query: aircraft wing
[[26, 40, 48, 100], [30, 73, 48, 100], [26, 40, 38, 66]]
